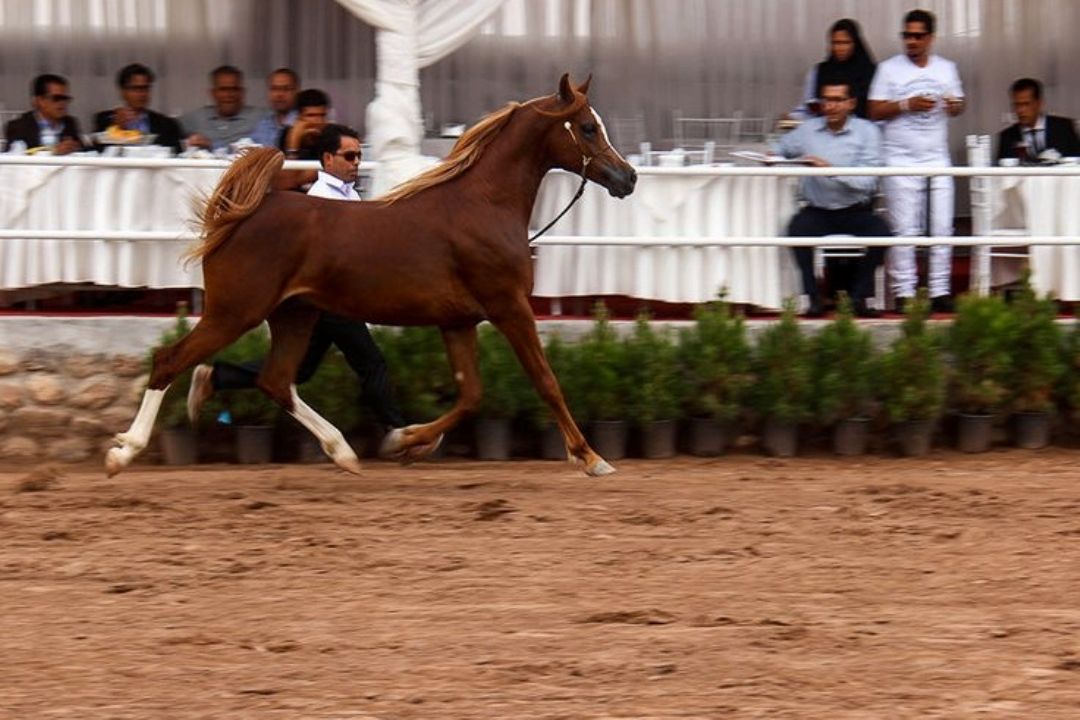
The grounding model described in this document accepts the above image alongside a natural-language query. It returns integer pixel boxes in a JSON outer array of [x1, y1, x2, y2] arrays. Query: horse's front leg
[[491, 299, 614, 476], [378, 325, 478, 463]]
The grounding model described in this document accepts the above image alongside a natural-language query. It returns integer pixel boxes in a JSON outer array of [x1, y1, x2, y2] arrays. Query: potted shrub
[[1059, 313, 1080, 446], [1007, 275, 1063, 448], [214, 326, 279, 463], [529, 333, 583, 460], [623, 312, 684, 458], [947, 293, 1017, 452], [153, 302, 198, 465], [750, 301, 813, 457], [475, 324, 528, 459], [813, 294, 877, 455], [880, 291, 946, 456], [578, 303, 628, 460], [678, 295, 752, 456]]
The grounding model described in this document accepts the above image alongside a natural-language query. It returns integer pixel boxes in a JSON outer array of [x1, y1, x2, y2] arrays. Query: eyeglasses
[[901, 31, 929, 39], [45, 94, 72, 102], [335, 151, 361, 163]]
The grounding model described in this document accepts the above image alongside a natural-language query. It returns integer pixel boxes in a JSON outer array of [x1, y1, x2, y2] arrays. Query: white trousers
[[883, 174, 954, 298]]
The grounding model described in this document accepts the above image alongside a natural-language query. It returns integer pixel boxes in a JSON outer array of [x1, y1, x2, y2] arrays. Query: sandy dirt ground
[[2, 451, 1080, 719]]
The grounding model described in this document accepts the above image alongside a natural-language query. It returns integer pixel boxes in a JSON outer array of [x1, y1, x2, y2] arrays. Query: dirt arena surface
[[2, 452, 1079, 719]]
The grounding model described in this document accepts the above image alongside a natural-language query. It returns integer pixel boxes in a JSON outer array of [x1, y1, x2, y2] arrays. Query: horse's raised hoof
[[187, 364, 214, 425], [585, 458, 616, 477], [378, 427, 444, 463], [398, 433, 444, 464], [105, 446, 131, 477], [333, 452, 363, 475]]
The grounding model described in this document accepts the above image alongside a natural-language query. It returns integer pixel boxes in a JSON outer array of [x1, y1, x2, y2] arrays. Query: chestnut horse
[[105, 74, 636, 477]]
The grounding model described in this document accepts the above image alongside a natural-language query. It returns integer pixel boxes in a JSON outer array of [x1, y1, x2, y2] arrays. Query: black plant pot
[[539, 423, 565, 460], [640, 419, 677, 459], [476, 417, 512, 460], [894, 419, 934, 457], [160, 427, 197, 466], [833, 417, 870, 456], [688, 417, 728, 457], [957, 413, 994, 453], [590, 420, 628, 461], [236, 425, 274, 464], [1013, 411, 1051, 449], [762, 418, 798, 457]]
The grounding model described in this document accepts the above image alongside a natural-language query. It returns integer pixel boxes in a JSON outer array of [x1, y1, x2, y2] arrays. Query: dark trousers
[[788, 204, 889, 302], [212, 312, 406, 429]]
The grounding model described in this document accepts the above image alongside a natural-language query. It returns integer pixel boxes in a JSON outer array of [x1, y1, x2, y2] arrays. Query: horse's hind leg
[[105, 314, 254, 476], [258, 303, 362, 474], [491, 299, 613, 476], [379, 326, 477, 462]]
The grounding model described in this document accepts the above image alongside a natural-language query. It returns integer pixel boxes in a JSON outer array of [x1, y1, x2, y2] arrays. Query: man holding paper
[[774, 76, 888, 318]]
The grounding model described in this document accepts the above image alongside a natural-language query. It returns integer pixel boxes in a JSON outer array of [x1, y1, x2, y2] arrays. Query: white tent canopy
[[333, 0, 507, 195]]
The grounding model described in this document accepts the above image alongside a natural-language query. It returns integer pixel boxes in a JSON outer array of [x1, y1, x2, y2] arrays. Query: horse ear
[[557, 73, 574, 105], [576, 74, 592, 95]]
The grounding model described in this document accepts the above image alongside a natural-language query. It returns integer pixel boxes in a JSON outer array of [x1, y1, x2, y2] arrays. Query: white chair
[[672, 109, 741, 151], [814, 235, 887, 310], [967, 133, 1028, 295]]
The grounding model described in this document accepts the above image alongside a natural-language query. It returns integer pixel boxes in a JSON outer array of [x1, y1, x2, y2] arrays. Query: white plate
[[93, 131, 158, 146]]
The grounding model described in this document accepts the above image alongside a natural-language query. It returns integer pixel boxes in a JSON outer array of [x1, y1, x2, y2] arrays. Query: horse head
[[533, 74, 637, 198]]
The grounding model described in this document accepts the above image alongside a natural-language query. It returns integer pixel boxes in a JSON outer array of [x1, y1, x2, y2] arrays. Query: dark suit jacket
[[997, 115, 1080, 162], [4, 111, 86, 150], [93, 108, 182, 154]]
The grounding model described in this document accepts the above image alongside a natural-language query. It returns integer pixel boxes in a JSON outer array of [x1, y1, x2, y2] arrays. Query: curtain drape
[[332, 0, 507, 193]]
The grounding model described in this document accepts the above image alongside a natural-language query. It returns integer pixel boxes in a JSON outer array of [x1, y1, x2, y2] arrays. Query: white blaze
[[590, 107, 627, 163]]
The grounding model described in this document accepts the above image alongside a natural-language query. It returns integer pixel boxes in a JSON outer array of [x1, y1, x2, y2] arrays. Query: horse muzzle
[[601, 164, 637, 198]]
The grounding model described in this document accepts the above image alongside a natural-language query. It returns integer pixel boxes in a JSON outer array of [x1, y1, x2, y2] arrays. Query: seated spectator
[[278, 88, 331, 159], [93, 63, 182, 154], [773, 77, 888, 318], [4, 73, 87, 154], [180, 65, 259, 151], [251, 67, 299, 147], [996, 77, 1080, 163]]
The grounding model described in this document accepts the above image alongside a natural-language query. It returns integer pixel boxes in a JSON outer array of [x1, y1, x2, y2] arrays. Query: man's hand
[[906, 95, 936, 113], [186, 133, 211, 150], [803, 155, 831, 168], [284, 121, 321, 154], [944, 95, 965, 117], [112, 106, 138, 128], [53, 137, 81, 155]]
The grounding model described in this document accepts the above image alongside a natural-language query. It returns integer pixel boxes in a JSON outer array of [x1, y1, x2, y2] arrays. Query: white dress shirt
[[307, 170, 360, 201]]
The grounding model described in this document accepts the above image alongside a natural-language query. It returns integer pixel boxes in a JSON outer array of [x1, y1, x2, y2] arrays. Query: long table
[[531, 169, 801, 309]]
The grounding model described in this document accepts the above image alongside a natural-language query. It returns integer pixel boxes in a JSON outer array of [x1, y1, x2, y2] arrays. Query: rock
[[20, 349, 60, 373], [48, 437, 93, 463], [70, 377, 119, 410], [64, 354, 106, 379], [71, 415, 107, 436], [100, 407, 136, 434], [1, 437, 40, 462], [10, 407, 72, 437], [0, 349, 19, 375], [25, 375, 65, 405], [0, 381, 24, 410], [128, 375, 150, 404]]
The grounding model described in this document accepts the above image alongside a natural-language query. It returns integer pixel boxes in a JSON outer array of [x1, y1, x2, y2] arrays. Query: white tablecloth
[[531, 170, 800, 309], [990, 175, 1080, 300], [0, 163, 220, 289]]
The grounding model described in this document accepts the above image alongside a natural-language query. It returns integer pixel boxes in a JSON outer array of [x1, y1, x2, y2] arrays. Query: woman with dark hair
[[790, 18, 877, 120]]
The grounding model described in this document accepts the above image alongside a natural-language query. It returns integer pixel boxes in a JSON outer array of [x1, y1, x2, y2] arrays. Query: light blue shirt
[[179, 105, 260, 150], [251, 108, 297, 148], [773, 115, 882, 209]]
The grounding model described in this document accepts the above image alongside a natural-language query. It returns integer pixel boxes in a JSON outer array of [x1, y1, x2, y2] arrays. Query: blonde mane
[[379, 102, 523, 203]]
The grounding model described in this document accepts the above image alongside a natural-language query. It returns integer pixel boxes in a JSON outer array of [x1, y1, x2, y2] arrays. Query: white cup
[[999, 158, 1019, 167]]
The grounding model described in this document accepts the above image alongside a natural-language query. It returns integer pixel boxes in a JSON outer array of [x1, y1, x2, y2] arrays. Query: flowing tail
[[183, 147, 283, 266]]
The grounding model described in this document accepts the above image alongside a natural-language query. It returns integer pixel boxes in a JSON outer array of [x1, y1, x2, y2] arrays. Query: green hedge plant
[[1007, 274, 1063, 414], [577, 303, 627, 422], [813, 293, 877, 424], [678, 296, 752, 425], [750, 301, 813, 425], [880, 291, 946, 424], [623, 312, 684, 425], [477, 324, 529, 420], [947, 293, 1018, 415]]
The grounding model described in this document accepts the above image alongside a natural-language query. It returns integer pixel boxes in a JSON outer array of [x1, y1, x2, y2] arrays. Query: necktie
[[1028, 128, 1042, 154]]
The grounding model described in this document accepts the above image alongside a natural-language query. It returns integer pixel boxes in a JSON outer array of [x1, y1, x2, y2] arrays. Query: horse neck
[[459, 112, 558, 223]]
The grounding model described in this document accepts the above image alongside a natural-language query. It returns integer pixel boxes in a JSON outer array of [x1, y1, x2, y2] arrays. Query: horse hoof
[[377, 428, 407, 459], [105, 446, 129, 477], [585, 459, 616, 477], [401, 433, 444, 463], [334, 453, 363, 475]]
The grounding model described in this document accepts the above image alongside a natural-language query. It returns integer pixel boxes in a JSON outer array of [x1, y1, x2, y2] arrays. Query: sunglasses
[[45, 93, 72, 102], [901, 31, 929, 39], [335, 150, 361, 163]]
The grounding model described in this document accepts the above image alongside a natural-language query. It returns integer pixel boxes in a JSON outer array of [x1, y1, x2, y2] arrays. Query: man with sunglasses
[[188, 125, 414, 454], [92, 63, 182, 155], [4, 74, 87, 154], [869, 8, 965, 314]]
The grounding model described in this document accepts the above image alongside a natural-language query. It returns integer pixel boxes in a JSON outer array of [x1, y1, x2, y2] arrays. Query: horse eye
[[581, 122, 597, 136]]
